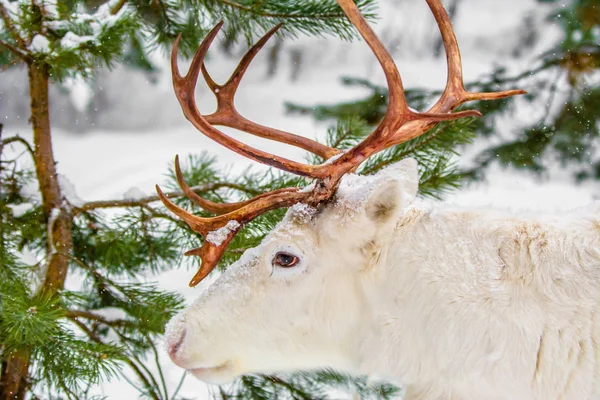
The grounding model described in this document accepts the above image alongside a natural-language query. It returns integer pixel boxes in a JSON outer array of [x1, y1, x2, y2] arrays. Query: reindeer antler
[[157, 0, 526, 287]]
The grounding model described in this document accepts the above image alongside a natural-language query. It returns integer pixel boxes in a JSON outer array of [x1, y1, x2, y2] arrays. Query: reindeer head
[[158, 0, 524, 383], [166, 159, 419, 383]]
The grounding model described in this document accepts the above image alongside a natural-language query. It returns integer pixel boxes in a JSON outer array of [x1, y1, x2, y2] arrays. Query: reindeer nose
[[166, 319, 187, 361]]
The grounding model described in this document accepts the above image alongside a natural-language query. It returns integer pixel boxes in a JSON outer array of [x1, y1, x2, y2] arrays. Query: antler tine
[[171, 23, 331, 179], [184, 234, 239, 287], [174, 155, 301, 215], [336, 0, 484, 128], [427, 0, 463, 99], [156, 182, 308, 286], [198, 24, 281, 95], [205, 23, 284, 93], [335, 0, 408, 117], [156, 185, 218, 236], [425, 0, 526, 111], [160, 184, 243, 287], [171, 22, 224, 92], [157, 183, 307, 232], [199, 24, 340, 160], [175, 155, 243, 215]]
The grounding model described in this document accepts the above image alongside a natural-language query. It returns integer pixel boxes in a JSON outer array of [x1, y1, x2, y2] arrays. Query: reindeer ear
[[378, 157, 419, 198], [387, 158, 419, 197], [365, 179, 403, 224], [365, 158, 419, 224]]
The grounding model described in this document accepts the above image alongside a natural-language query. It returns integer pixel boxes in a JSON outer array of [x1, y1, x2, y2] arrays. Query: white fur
[[166, 158, 600, 400]]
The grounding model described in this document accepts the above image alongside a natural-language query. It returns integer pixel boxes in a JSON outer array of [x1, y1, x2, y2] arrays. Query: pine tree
[[475, 0, 600, 180]]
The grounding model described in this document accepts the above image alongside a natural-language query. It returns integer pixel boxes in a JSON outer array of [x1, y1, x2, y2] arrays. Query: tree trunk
[[0, 62, 73, 400], [0, 349, 29, 400], [28, 64, 73, 294]]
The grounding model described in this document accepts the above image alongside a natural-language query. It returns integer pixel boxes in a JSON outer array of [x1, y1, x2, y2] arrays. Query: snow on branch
[[0, 1, 27, 48]]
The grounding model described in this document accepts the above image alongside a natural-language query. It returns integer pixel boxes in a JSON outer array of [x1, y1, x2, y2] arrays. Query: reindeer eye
[[273, 252, 300, 268]]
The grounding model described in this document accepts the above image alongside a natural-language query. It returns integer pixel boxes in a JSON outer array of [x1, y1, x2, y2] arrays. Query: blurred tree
[[287, 0, 600, 183], [477, 0, 599, 180]]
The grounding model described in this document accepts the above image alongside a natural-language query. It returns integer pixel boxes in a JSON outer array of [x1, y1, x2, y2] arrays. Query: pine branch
[[147, 339, 168, 400], [136, 203, 184, 226], [65, 310, 131, 328], [171, 373, 187, 400], [0, 39, 29, 61], [462, 63, 556, 95], [68, 317, 103, 345], [0, 57, 19, 71], [0, 4, 27, 49], [0, 134, 34, 161], [76, 182, 260, 212], [117, 336, 163, 397], [107, 327, 164, 398], [69, 317, 161, 400], [219, 0, 350, 19]]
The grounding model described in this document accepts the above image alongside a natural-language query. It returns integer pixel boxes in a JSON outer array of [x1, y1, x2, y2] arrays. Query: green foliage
[[146, 0, 377, 57], [481, 86, 600, 174], [0, 156, 124, 397], [0, 134, 183, 398], [1, 0, 140, 79], [72, 208, 181, 278], [1, 292, 63, 349], [35, 335, 124, 397], [472, 77, 598, 177], [476, 0, 600, 179], [1, 0, 377, 74], [223, 369, 401, 399]]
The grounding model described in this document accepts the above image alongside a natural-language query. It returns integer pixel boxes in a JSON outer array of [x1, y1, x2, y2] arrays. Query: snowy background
[[1, 0, 598, 398]]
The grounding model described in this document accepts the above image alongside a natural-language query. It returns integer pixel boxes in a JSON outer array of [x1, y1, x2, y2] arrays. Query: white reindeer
[[156, 1, 600, 399], [165, 159, 600, 400]]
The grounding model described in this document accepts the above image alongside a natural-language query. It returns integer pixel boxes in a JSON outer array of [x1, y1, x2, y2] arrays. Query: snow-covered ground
[[2, 0, 599, 398]]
